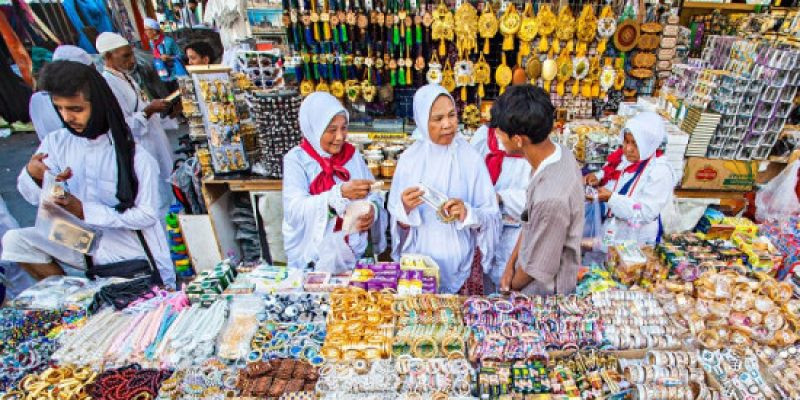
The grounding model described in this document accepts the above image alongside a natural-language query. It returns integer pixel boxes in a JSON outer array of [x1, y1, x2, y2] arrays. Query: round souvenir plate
[[614, 20, 640, 52]]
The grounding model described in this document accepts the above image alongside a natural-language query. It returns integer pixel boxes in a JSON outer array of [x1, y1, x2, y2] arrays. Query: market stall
[[4, 0, 800, 399]]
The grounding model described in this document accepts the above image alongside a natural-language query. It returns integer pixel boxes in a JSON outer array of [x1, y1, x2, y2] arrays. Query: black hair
[[39, 61, 92, 100], [490, 84, 555, 145], [185, 41, 215, 62], [39, 61, 139, 212]]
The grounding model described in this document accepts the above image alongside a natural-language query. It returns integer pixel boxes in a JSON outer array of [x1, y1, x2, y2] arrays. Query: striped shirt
[[517, 144, 584, 296]]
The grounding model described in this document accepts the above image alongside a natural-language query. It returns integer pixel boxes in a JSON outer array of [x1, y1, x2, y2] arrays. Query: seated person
[[388, 84, 500, 294], [282, 92, 387, 269], [586, 112, 675, 244], [1, 60, 176, 288]]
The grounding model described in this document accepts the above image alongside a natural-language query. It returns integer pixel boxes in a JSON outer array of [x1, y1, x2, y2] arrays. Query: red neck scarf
[[600, 147, 663, 186], [300, 138, 356, 195], [484, 128, 522, 185], [151, 33, 165, 58]]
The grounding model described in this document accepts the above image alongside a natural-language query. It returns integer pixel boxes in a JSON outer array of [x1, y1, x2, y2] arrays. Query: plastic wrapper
[[217, 295, 263, 360], [34, 178, 102, 256], [756, 160, 800, 222], [582, 188, 603, 252], [11, 275, 120, 310]]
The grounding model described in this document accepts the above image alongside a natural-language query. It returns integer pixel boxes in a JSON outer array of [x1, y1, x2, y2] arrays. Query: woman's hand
[[401, 187, 424, 214], [443, 199, 467, 223], [341, 179, 373, 200], [356, 206, 375, 232], [584, 173, 599, 187], [595, 187, 612, 202]]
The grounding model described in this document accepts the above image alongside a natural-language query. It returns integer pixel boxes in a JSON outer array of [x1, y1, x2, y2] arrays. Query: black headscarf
[[0, 56, 33, 123], [40, 60, 138, 212]]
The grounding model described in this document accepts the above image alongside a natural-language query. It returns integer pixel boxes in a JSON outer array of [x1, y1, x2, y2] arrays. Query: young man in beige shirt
[[495, 85, 585, 295]]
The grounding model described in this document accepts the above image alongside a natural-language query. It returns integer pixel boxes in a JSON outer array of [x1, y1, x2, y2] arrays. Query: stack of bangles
[[322, 287, 395, 361], [463, 294, 605, 359], [621, 350, 708, 400], [392, 325, 469, 359], [2, 365, 96, 400], [157, 359, 240, 399], [393, 294, 464, 326], [700, 348, 774, 399], [755, 344, 800, 398], [316, 359, 399, 396], [592, 290, 682, 350], [395, 356, 473, 397], [248, 321, 326, 366]]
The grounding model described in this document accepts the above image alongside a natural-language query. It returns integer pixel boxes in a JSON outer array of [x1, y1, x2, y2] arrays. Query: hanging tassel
[[398, 67, 405, 85], [520, 41, 530, 56], [324, 21, 332, 41], [393, 25, 400, 46], [551, 39, 560, 54], [314, 22, 321, 41], [313, 63, 320, 80], [406, 27, 412, 48], [332, 24, 339, 42], [544, 80, 551, 93], [406, 65, 412, 85], [566, 39, 574, 54], [461, 86, 467, 101], [390, 69, 397, 86], [341, 25, 348, 42], [305, 27, 315, 46], [572, 80, 579, 96], [502, 34, 513, 51], [416, 25, 422, 44], [439, 39, 446, 56], [557, 80, 565, 96], [483, 38, 490, 55], [478, 83, 485, 99]]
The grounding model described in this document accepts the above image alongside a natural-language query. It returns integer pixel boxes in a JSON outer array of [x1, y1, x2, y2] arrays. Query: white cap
[[53, 45, 93, 66], [95, 32, 130, 54], [144, 18, 160, 30]]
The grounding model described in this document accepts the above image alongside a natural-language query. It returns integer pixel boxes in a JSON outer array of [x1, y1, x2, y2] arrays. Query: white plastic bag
[[316, 231, 356, 274], [756, 160, 800, 222], [34, 177, 102, 255], [582, 196, 603, 252]]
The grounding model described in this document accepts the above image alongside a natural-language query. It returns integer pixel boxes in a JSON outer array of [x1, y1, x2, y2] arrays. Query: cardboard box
[[681, 157, 758, 191]]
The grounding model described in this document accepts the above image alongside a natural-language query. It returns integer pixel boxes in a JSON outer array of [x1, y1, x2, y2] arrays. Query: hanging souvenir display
[[596, 5, 617, 55], [542, 50, 557, 93], [499, 3, 521, 51], [517, 2, 538, 57], [512, 53, 527, 85], [556, 48, 573, 96], [525, 55, 542, 85], [537, 4, 557, 53], [576, 4, 597, 54], [614, 20, 640, 52], [495, 52, 513, 95], [478, 3, 499, 54], [427, 53, 443, 84], [613, 57, 626, 90], [588, 56, 602, 98], [454, 58, 474, 101], [432, 1, 455, 56], [474, 52, 491, 99], [600, 59, 616, 96], [454, 2, 479, 56], [572, 55, 590, 96], [554, 5, 576, 54], [441, 60, 457, 93]]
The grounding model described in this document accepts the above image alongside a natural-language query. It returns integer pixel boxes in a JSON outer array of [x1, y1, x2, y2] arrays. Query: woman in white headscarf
[[388, 84, 500, 294], [282, 92, 387, 270], [593, 112, 675, 244], [29, 45, 94, 141]]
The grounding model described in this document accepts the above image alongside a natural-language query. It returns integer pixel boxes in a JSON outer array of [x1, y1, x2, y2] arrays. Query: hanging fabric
[[15, 0, 61, 44], [61, 0, 115, 52], [0, 9, 32, 85]]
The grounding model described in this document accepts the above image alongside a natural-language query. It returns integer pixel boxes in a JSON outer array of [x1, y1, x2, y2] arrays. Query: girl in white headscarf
[[594, 112, 675, 244], [29, 45, 94, 141], [388, 84, 500, 294], [282, 92, 387, 270]]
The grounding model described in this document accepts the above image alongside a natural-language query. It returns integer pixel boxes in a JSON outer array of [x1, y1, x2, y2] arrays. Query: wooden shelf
[[682, 2, 759, 11]]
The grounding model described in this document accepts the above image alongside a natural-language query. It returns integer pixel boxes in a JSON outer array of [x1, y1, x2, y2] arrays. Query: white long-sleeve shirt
[[29, 92, 63, 142], [101, 69, 174, 194], [471, 125, 531, 286], [282, 147, 387, 269], [603, 157, 675, 244], [17, 129, 176, 288]]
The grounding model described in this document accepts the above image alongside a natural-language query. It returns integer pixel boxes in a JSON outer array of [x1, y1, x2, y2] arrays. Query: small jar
[[381, 160, 396, 178], [367, 161, 381, 177]]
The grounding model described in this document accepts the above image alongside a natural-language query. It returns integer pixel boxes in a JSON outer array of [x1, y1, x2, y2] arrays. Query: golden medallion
[[432, 1, 454, 56], [517, 2, 538, 56], [536, 4, 556, 53], [454, 2, 479, 55], [474, 52, 491, 99], [478, 4, 498, 54], [554, 5, 575, 54], [499, 3, 521, 51], [495, 52, 512, 95], [441, 60, 456, 93]]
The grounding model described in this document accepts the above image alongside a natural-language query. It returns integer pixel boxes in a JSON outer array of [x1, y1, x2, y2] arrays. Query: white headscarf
[[52, 45, 93, 65], [388, 84, 500, 293], [623, 111, 666, 161], [298, 92, 349, 156], [144, 18, 161, 30]]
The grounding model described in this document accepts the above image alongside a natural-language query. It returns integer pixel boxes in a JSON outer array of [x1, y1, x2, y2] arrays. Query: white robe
[[388, 85, 500, 293], [15, 129, 176, 287], [101, 68, 174, 216], [29, 92, 62, 142], [471, 125, 531, 287], [0, 194, 36, 299], [282, 148, 387, 269], [282, 92, 387, 270], [603, 112, 674, 244]]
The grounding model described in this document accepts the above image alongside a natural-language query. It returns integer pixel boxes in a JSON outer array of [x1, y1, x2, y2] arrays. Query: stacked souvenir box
[[682, 107, 722, 157], [655, 14, 681, 87]]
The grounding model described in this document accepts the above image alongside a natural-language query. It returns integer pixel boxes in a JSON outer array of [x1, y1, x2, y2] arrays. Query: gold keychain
[[473, 52, 491, 99], [554, 4, 575, 54], [441, 59, 456, 93], [478, 3, 498, 55], [495, 52, 512, 95], [517, 2, 538, 57], [432, 1, 454, 56], [536, 4, 556, 53], [576, 4, 597, 55], [454, 2, 478, 55], [499, 2, 520, 51], [596, 5, 616, 55], [555, 47, 572, 97]]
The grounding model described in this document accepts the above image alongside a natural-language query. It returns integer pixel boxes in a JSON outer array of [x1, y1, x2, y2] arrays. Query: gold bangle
[[412, 336, 438, 358]]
